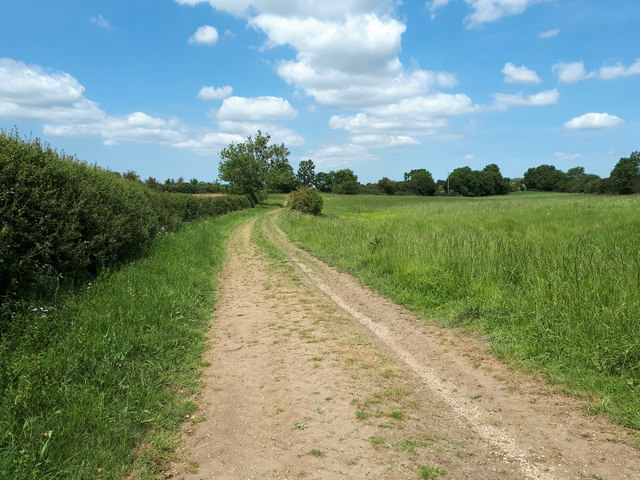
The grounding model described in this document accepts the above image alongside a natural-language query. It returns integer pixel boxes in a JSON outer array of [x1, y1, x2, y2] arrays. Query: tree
[[218, 131, 291, 204], [523, 165, 567, 191], [377, 177, 398, 195], [315, 171, 335, 192], [297, 159, 316, 188], [610, 152, 640, 194], [404, 169, 436, 196], [266, 161, 298, 193]]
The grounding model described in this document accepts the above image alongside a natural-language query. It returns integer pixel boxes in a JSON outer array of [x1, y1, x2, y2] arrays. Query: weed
[[309, 449, 324, 457], [417, 463, 446, 479], [293, 423, 308, 430]]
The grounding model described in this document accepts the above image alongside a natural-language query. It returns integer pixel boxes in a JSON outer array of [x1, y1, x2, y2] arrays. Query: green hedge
[[0, 132, 251, 323]]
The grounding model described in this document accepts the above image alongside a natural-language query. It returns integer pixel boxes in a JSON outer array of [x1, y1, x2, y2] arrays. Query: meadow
[[278, 192, 640, 429], [0, 204, 277, 480]]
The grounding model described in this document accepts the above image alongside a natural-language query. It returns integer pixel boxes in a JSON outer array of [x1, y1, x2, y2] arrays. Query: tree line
[[122, 131, 640, 198]]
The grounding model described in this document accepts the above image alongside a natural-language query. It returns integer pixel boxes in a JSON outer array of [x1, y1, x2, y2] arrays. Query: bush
[[0, 131, 251, 325], [288, 188, 323, 215]]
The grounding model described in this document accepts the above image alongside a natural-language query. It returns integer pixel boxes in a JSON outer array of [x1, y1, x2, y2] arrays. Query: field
[[278, 192, 640, 428]]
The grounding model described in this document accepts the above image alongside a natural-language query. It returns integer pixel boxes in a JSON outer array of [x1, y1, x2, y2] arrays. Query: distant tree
[[218, 131, 291, 204], [404, 169, 436, 196], [332, 169, 359, 195], [567, 166, 586, 179], [122, 170, 141, 183], [315, 171, 335, 192], [266, 161, 298, 193], [297, 159, 316, 188], [610, 152, 640, 194], [448, 166, 477, 196], [144, 176, 160, 189], [523, 165, 567, 191], [377, 177, 398, 195], [333, 168, 358, 185]]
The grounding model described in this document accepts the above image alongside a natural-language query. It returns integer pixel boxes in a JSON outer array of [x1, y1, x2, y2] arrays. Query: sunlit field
[[278, 192, 640, 428]]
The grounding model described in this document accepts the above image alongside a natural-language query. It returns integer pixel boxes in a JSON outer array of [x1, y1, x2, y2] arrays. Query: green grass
[[0, 203, 275, 479], [278, 192, 640, 429]]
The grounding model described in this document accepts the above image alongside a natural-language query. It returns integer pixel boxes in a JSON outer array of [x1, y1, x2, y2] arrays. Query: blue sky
[[1, 0, 638, 183]]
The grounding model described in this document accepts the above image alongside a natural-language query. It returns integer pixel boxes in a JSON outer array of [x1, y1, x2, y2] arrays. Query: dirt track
[[170, 212, 639, 479]]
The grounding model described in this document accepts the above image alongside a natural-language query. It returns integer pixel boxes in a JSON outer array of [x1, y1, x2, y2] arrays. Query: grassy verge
[[0, 203, 275, 479], [278, 192, 640, 429]]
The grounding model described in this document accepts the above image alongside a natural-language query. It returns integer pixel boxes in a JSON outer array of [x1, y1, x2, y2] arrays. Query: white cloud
[[174, 0, 397, 20], [599, 59, 640, 80], [197, 85, 233, 100], [465, 154, 475, 160], [502, 62, 541, 84], [554, 59, 640, 83], [552, 61, 595, 83], [189, 25, 219, 45], [464, 0, 540, 28], [0, 58, 106, 123], [564, 113, 623, 130], [554, 152, 581, 161], [492, 89, 559, 110], [351, 134, 420, 149], [307, 143, 380, 168], [217, 96, 297, 122], [90, 15, 111, 29], [539, 28, 559, 38]]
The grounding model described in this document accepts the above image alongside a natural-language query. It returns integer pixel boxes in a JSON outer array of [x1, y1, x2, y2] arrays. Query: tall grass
[[0, 205, 273, 479], [278, 193, 640, 428]]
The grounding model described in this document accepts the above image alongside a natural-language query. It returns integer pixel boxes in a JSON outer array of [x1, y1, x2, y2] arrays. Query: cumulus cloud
[[174, 0, 397, 20], [0, 58, 106, 123], [492, 89, 559, 110], [599, 59, 640, 80], [90, 14, 111, 28], [189, 25, 219, 45], [217, 96, 297, 122], [564, 113, 623, 130], [307, 143, 380, 168], [539, 28, 559, 38], [553, 59, 640, 83], [502, 62, 541, 84], [552, 61, 595, 83], [464, 0, 540, 28], [197, 85, 233, 100]]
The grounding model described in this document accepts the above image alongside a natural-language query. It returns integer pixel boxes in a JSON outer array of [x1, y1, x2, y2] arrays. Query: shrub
[[288, 187, 323, 215], [0, 131, 251, 325]]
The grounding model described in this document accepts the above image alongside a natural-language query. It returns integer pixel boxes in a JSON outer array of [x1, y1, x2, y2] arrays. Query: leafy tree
[[523, 165, 567, 191], [297, 159, 316, 188], [122, 170, 141, 183], [567, 166, 586, 179], [218, 131, 291, 204], [288, 187, 323, 215], [333, 168, 358, 185], [610, 152, 640, 194], [404, 169, 436, 196], [266, 161, 298, 193], [377, 177, 398, 195], [315, 171, 335, 192]]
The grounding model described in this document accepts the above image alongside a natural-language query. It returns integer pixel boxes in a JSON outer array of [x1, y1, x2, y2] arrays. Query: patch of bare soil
[[170, 212, 639, 480]]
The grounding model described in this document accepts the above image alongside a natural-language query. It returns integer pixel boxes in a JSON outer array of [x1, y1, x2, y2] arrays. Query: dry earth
[[169, 211, 640, 480]]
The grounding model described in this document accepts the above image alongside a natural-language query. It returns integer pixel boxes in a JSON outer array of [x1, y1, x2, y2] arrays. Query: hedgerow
[[0, 131, 251, 325]]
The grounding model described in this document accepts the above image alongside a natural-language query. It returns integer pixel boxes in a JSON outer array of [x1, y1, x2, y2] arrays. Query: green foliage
[[0, 207, 267, 479], [448, 164, 509, 196], [218, 130, 292, 202], [288, 188, 323, 215], [523, 164, 567, 191], [404, 169, 436, 196], [296, 159, 316, 188], [0, 131, 251, 325], [610, 152, 640, 194], [279, 193, 640, 429]]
